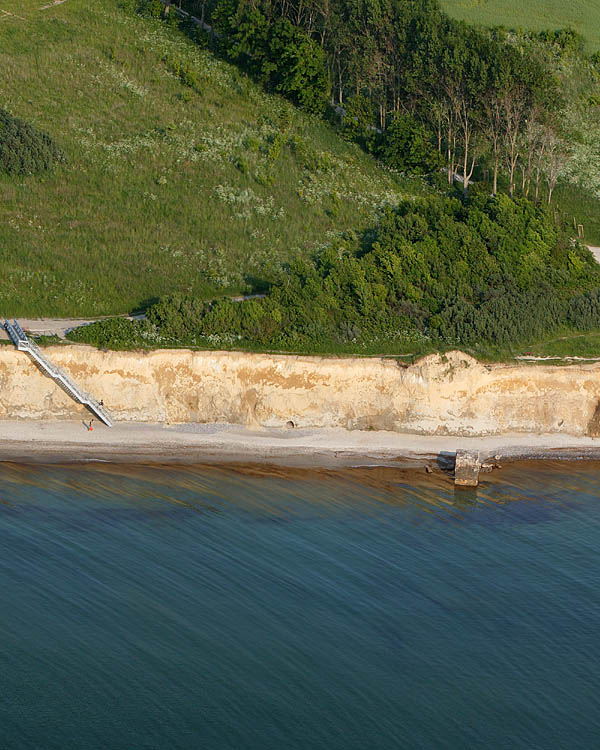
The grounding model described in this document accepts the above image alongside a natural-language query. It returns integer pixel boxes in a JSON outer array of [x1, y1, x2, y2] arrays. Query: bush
[[537, 28, 585, 57], [146, 294, 210, 340], [377, 114, 442, 174], [340, 95, 381, 151], [266, 19, 328, 113], [567, 289, 600, 330], [67, 317, 154, 349], [0, 109, 64, 175]]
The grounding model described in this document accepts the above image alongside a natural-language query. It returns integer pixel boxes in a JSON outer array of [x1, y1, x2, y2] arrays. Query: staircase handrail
[[4, 319, 112, 427]]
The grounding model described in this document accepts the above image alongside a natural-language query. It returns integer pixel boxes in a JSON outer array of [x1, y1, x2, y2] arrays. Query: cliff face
[[0, 346, 599, 436]]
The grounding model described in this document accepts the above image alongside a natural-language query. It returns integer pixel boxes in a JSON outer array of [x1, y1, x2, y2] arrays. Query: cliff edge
[[1, 347, 599, 437]]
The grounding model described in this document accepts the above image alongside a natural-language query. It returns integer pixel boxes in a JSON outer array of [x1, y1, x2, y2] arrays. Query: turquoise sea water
[[1, 461, 600, 749]]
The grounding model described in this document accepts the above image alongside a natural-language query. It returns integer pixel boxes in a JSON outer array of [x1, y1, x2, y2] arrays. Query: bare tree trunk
[[508, 153, 517, 197], [545, 130, 567, 205], [451, 134, 457, 184], [484, 105, 502, 196], [525, 148, 533, 197], [447, 125, 453, 185], [462, 122, 472, 193], [493, 154, 499, 195], [463, 155, 475, 195], [501, 87, 527, 199]]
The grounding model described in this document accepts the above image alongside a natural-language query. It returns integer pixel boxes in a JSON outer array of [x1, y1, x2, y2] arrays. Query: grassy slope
[[440, 0, 600, 51], [0, 0, 422, 317]]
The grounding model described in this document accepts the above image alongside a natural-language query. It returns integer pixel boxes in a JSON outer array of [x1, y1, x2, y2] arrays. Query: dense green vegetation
[[0, 0, 413, 317], [4, 0, 600, 360], [211, 0, 329, 113], [0, 109, 64, 175], [440, 0, 600, 53], [173, 0, 600, 234], [68, 195, 600, 356]]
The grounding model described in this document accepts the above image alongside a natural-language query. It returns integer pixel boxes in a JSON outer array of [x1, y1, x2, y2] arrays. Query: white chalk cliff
[[0, 346, 599, 436]]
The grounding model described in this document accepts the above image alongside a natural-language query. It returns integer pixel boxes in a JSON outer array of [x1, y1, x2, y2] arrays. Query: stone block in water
[[454, 450, 480, 487]]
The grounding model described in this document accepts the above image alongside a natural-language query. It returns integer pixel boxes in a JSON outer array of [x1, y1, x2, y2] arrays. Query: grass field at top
[[440, 0, 600, 51], [0, 0, 423, 317]]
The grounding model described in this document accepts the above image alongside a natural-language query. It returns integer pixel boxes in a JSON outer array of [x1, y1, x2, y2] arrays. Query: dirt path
[[0, 9, 26, 20], [0, 317, 120, 340], [39, 0, 68, 9]]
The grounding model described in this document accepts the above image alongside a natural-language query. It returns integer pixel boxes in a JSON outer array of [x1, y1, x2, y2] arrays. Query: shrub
[[136, 0, 164, 19], [567, 289, 600, 330], [67, 317, 150, 349], [0, 109, 64, 175], [377, 114, 442, 174], [537, 28, 585, 57], [146, 294, 209, 340], [265, 19, 328, 114]]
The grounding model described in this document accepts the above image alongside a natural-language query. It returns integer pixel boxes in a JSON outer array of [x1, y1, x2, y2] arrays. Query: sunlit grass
[[440, 0, 600, 52]]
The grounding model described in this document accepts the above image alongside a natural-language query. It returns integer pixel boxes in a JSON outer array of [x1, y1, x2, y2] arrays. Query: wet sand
[[1, 420, 600, 468]]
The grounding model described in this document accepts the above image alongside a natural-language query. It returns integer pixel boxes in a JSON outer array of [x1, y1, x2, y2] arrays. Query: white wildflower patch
[[98, 61, 149, 98], [298, 171, 404, 211], [214, 185, 284, 220], [77, 126, 160, 159], [4, 211, 44, 233]]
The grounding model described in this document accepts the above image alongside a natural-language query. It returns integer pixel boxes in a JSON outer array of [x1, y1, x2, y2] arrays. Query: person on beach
[[88, 419, 94, 432]]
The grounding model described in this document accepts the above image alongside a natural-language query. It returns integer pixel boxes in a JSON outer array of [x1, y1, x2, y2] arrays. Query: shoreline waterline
[[1, 420, 600, 469]]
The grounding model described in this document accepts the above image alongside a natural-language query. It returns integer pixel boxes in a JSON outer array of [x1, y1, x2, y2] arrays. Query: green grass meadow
[[0, 0, 419, 317], [440, 0, 600, 51]]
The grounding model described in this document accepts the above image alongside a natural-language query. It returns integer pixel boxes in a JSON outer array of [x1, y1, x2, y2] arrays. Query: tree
[[212, 1, 329, 111], [543, 127, 568, 204], [340, 94, 376, 142], [377, 113, 441, 174], [438, 23, 490, 193], [267, 18, 329, 112]]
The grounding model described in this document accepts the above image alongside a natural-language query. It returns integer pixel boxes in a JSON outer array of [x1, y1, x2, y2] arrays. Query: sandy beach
[[1, 420, 600, 467]]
